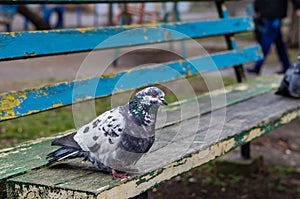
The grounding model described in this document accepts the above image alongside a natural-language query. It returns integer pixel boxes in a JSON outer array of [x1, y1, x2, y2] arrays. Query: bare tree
[[17, 5, 50, 30]]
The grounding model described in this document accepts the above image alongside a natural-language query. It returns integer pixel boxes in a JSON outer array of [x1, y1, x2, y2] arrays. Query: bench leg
[[241, 142, 251, 159], [233, 64, 246, 83], [132, 191, 148, 199]]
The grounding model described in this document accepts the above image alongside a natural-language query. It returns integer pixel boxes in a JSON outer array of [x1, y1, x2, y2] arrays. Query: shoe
[[246, 66, 260, 75], [275, 69, 287, 75]]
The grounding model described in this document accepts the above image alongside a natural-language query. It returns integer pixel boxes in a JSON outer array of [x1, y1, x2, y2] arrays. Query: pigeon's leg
[[95, 160, 112, 174], [96, 160, 106, 170], [112, 169, 127, 178]]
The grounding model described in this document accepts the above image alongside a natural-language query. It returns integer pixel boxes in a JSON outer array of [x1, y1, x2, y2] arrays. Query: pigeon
[[47, 87, 168, 178], [276, 54, 300, 98]]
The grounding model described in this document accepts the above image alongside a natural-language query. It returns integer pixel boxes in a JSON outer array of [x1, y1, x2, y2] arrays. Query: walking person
[[247, 0, 300, 75]]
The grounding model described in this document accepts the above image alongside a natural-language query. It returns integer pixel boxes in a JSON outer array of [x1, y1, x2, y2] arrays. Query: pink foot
[[111, 169, 127, 178]]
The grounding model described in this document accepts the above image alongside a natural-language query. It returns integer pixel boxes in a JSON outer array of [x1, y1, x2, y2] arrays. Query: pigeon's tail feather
[[47, 132, 88, 164], [51, 132, 81, 149], [46, 147, 89, 164]]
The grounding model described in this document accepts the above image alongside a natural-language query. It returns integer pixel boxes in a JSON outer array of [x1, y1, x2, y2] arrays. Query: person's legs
[[275, 26, 291, 73], [247, 19, 280, 74]]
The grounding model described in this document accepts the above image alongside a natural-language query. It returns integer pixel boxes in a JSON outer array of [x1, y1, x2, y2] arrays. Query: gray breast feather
[[120, 133, 155, 153]]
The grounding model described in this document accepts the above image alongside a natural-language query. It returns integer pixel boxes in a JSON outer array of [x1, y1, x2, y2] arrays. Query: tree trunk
[[287, 9, 299, 49], [17, 5, 51, 30]]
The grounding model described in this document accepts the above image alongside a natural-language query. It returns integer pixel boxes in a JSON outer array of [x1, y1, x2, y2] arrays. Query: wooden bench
[[1, 0, 300, 198]]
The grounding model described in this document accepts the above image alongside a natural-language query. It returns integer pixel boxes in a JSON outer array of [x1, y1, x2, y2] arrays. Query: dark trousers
[[255, 19, 290, 72]]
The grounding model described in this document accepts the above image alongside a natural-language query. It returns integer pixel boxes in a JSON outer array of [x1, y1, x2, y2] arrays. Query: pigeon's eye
[[151, 94, 157, 98]]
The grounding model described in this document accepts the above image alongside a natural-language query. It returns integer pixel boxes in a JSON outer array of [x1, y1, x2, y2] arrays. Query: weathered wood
[[6, 87, 300, 199], [0, 133, 68, 181], [0, 17, 253, 60], [158, 75, 282, 129], [0, 45, 261, 122], [0, 75, 281, 196]]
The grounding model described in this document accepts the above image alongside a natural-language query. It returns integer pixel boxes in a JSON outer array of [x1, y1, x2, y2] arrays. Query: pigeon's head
[[129, 87, 168, 126], [135, 87, 168, 107]]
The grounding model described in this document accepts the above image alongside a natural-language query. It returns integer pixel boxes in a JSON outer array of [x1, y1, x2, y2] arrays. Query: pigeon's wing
[[73, 108, 126, 154]]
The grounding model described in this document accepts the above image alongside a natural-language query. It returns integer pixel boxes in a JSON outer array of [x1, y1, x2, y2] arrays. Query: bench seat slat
[[5, 81, 300, 198], [0, 45, 261, 121], [0, 17, 253, 60], [0, 75, 284, 194]]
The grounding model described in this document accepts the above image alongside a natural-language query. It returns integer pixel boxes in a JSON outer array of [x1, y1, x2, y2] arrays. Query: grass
[[0, 107, 75, 148]]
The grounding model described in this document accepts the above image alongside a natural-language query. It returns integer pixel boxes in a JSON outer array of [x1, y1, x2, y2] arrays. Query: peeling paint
[[27, 110, 39, 115], [281, 112, 298, 124], [100, 72, 120, 79], [0, 93, 27, 119], [0, 94, 25, 109], [172, 158, 187, 167], [8, 183, 94, 199], [121, 23, 158, 30], [24, 52, 37, 57], [241, 128, 263, 143], [77, 27, 96, 34], [135, 169, 164, 186], [52, 103, 63, 108]]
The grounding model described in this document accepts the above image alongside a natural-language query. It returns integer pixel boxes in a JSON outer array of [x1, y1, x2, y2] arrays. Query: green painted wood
[[0, 45, 262, 122], [0, 17, 253, 60], [0, 133, 68, 181], [0, 75, 284, 197], [5, 86, 300, 199]]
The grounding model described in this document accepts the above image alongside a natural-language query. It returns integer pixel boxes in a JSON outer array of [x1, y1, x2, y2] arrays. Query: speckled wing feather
[[74, 107, 125, 155]]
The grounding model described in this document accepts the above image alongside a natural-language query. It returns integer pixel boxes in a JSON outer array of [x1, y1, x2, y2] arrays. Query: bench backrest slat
[[0, 45, 261, 121], [0, 17, 253, 60]]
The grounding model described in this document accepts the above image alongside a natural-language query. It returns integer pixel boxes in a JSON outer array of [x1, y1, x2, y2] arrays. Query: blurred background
[[0, 1, 299, 198]]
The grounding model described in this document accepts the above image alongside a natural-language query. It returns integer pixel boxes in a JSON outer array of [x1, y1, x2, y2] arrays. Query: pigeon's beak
[[160, 98, 168, 106]]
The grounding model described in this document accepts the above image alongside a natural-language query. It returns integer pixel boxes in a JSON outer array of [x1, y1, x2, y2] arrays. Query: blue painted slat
[[0, 45, 262, 121], [0, 17, 253, 60]]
